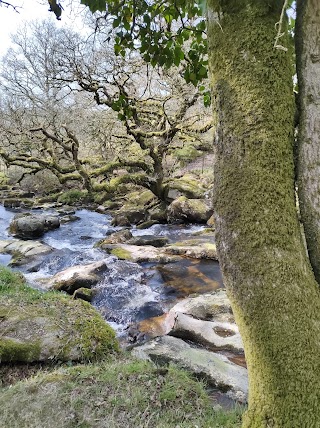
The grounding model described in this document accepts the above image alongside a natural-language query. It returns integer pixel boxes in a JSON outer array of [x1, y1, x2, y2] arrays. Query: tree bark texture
[[207, 1, 320, 426], [296, 0, 320, 284]]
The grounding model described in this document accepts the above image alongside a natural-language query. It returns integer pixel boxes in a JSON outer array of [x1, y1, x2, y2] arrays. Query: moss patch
[[110, 247, 133, 260], [0, 339, 41, 364]]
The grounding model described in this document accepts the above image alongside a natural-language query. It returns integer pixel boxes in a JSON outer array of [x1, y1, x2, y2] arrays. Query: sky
[[0, 0, 87, 57]]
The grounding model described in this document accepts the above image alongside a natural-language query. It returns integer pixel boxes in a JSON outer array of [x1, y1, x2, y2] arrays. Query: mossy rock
[[73, 287, 96, 302], [124, 189, 157, 207], [167, 196, 213, 224], [136, 220, 159, 229], [111, 190, 162, 226], [36, 192, 62, 203], [172, 144, 202, 166], [111, 209, 146, 226], [166, 174, 206, 200], [148, 201, 168, 222], [102, 244, 179, 263], [0, 267, 119, 363]]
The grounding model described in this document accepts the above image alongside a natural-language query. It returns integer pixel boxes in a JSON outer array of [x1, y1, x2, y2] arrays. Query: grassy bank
[[0, 358, 242, 428], [0, 266, 243, 427]]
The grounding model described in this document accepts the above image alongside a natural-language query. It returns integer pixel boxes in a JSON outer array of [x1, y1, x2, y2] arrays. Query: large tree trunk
[[207, 1, 320, 426], [295, 0, 320, 284]]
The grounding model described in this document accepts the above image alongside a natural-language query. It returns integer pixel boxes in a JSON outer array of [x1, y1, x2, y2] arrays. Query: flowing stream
[[0, 205, 223, 340]]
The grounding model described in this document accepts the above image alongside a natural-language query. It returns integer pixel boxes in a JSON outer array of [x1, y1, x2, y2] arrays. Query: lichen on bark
[[295, 0, 320, 284], [207, 0, 320, 426]]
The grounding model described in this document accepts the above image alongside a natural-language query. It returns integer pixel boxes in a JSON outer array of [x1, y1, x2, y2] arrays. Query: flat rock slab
[[132, 335, 248, 403], [168, 312, 243, 353], [101, 244, 180, 263], [165, 242, 217, 259], [0, 239, 52, 258], [169, 290, 234, 322]]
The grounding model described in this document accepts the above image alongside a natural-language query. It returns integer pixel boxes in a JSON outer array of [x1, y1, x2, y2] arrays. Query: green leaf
[[80, 0, 107, 13], [199, 65, 207, 77]]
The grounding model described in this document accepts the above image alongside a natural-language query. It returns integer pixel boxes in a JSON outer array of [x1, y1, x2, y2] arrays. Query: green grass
[[0, 357, 243, 428]]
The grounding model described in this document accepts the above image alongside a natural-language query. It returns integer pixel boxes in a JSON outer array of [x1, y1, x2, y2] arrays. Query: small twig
[[0, 1, 21, 12], [274, 0, 289, 52]]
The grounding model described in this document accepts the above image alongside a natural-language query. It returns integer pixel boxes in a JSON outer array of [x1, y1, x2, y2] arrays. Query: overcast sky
[[0, 0, 87, 56]]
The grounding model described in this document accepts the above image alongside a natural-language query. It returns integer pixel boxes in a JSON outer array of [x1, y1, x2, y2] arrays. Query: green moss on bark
[[207, 1, 320, 426]]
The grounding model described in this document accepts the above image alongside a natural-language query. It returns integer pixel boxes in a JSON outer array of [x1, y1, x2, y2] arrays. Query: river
[[0, 205, 223, 340]]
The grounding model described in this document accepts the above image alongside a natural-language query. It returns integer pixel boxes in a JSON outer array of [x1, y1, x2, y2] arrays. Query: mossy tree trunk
[[207, 1, 320, 426], [295, 0, 320, 284]]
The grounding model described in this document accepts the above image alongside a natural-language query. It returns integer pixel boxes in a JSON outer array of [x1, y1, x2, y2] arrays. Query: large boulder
[[138, 290, 240, 347], [9, 213, 60, 239], [166, 174, 206, 200], [168, 312, 243, 353], [167, 196, 213, 224], [0, 268, 119, 363], [168, 290, 234, 322], [0, 239, 52, 259], [133, 290, 246, 403], [110, 189, 158, 226], [132, 335, 248, 403]]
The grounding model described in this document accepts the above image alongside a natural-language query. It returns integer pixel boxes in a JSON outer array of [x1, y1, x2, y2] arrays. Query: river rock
[[166, 174, 206, 200], [168, 312, 243, 353], [99, 229, 133, 245], [164, 230, 217, 259], [111, 209, 146, 226], [9, 213, 60, 239], [73, 287, 96, 302], [59, 214, 80, 223], [100, 244, 180, 263], [165, 241, 217, 259], [138, 291, 243, 353], [0, 239, 52, 265], [132, 335, 248, 403], [169, 290, 234, 322], [3, 198, 34, 209], [56, 205, 76, 215], [44, 260, 109, 294], [127, 235, 169, 247], [148, 202, 167, 222], [167, 196, 213, 224]]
